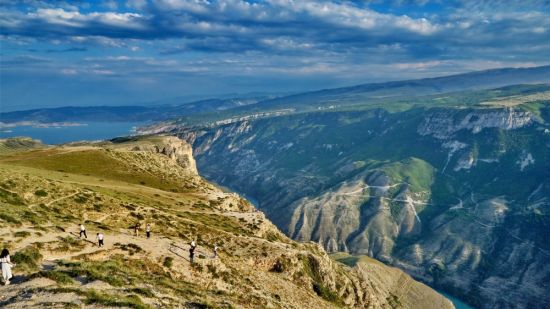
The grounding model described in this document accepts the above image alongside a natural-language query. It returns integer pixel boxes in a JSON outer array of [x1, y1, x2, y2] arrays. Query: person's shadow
[[7, 274, 27, 284]]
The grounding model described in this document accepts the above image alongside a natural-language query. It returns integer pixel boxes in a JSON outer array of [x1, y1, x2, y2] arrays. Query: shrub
[[34, 189, 48, 197], [12, 246, 43, 273], [13, 231, 31, 238], [32, 270, 74, 285], [74, 195, 88, 204], [0, 213, 22, 225], [312, 282, 342, 304], [163, 257, 173, 268]]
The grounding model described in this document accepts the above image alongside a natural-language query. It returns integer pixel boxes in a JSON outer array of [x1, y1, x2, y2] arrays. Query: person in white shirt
[[1, 248, 15, 285], [79, 224, 87, 238], [146, 223, 151, 239], [96, 233, 104, 247], [212, 244, 218, 258]]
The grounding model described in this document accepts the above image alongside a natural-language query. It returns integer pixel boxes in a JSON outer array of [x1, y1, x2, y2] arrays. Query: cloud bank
[[1, 0, 549, 110]]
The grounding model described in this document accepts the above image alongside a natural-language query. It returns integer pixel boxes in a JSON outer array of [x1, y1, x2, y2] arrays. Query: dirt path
[[28, 192, 80, 210]]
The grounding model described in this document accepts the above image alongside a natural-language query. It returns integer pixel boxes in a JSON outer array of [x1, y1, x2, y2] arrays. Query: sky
[[1, 0, 549, 112]]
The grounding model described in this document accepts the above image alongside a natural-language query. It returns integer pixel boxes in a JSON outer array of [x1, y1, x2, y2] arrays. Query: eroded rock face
[[127, 136, 198, 174], [418, 108, 535, 139], [174, 105, 549, 308]]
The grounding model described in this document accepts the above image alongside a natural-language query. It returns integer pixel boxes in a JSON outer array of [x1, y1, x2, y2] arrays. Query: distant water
[[0, 122, 146, 145], [439, 291, 476, 309]]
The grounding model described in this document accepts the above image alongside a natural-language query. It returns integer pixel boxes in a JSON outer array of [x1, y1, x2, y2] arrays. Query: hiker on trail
[[134, 223, 141, 237], [189, 241, 196, 263], [146, 223, 151, 239], [212, 244, 218, 259], [96, 233, 104, 247], [79, 224, 87, 238], [1, 248, 15, 286]]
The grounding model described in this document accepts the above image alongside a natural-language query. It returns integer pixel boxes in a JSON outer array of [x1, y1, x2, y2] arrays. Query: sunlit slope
[[0, 137, 452, 308]]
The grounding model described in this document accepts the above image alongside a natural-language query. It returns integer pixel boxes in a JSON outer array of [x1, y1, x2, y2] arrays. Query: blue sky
[[1, 0, 549, 111]]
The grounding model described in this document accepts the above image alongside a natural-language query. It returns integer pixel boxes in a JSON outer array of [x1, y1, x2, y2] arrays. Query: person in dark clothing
[[189, 246, 195, 263], [146, 223, 151, 239], [79, 224, 87, 238]]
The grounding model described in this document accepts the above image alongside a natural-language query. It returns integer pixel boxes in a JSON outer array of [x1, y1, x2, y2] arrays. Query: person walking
[[146, 223, 151, 239], [212, 244, 218, 259], [79, 224, 87, 238], [189, 241, 196, 264], [1, 248, 15, 285], [96, 233, 104, 247], [134, 223, 140, 237]]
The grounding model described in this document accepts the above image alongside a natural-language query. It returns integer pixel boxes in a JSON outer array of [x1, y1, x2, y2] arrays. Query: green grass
[[163, 256, 174, 268], [84, 290, 149, 309], [32, 270, 74, 285], [13, 231, 31, 238], [0, 187, 26, 206], [379, 157, 435, 192], [12, 245, 43, 273], [34, 189, 48, 197], [54, 236, 86, 252], [1, 149, 186, 193]]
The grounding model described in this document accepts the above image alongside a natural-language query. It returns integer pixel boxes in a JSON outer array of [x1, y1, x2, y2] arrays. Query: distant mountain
[[220, 65, 550, 114], [3, 66, 549, 125], [0, 95, 278, 124]]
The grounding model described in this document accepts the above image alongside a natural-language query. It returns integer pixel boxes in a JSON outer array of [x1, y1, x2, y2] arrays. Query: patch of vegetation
[[300, 254, 344, 306], [13, 231, 31, 238], [127, 287, 155, 298], [54, 236, 86, 252], [265, 231, 283, 242], [386, 292, 402, 309], [186, 301, 218, 309], [269, 255, 291, 273], [0, 213, 22, 225], [12, 245, 43, 273], [312, 282, 342, 305], [0, 187, 25, 205], [32, 270, 74, 285], [84, 290, 149, 309], [115, 243, 143, 256], [163, 256, 174, 268], [34, 189, 48, 197]]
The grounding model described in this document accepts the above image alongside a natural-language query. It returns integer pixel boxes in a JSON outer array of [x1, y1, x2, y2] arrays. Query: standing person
[[96, 233, 104, 247], [189, 241, 196, 264], [212, 244, 218, 259], [0, 248, 15, 285], [79, 224, 87, 238], [146, 223, 151, 239], [134, 222, 140, 237]]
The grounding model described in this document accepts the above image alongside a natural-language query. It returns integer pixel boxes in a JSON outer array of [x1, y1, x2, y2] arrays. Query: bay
[[0, 122, 146, 144]]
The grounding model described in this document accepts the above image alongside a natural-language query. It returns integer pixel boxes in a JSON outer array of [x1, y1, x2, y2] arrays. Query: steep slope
[[168, 85, 550, 308], [0, 137, 452, 308]]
